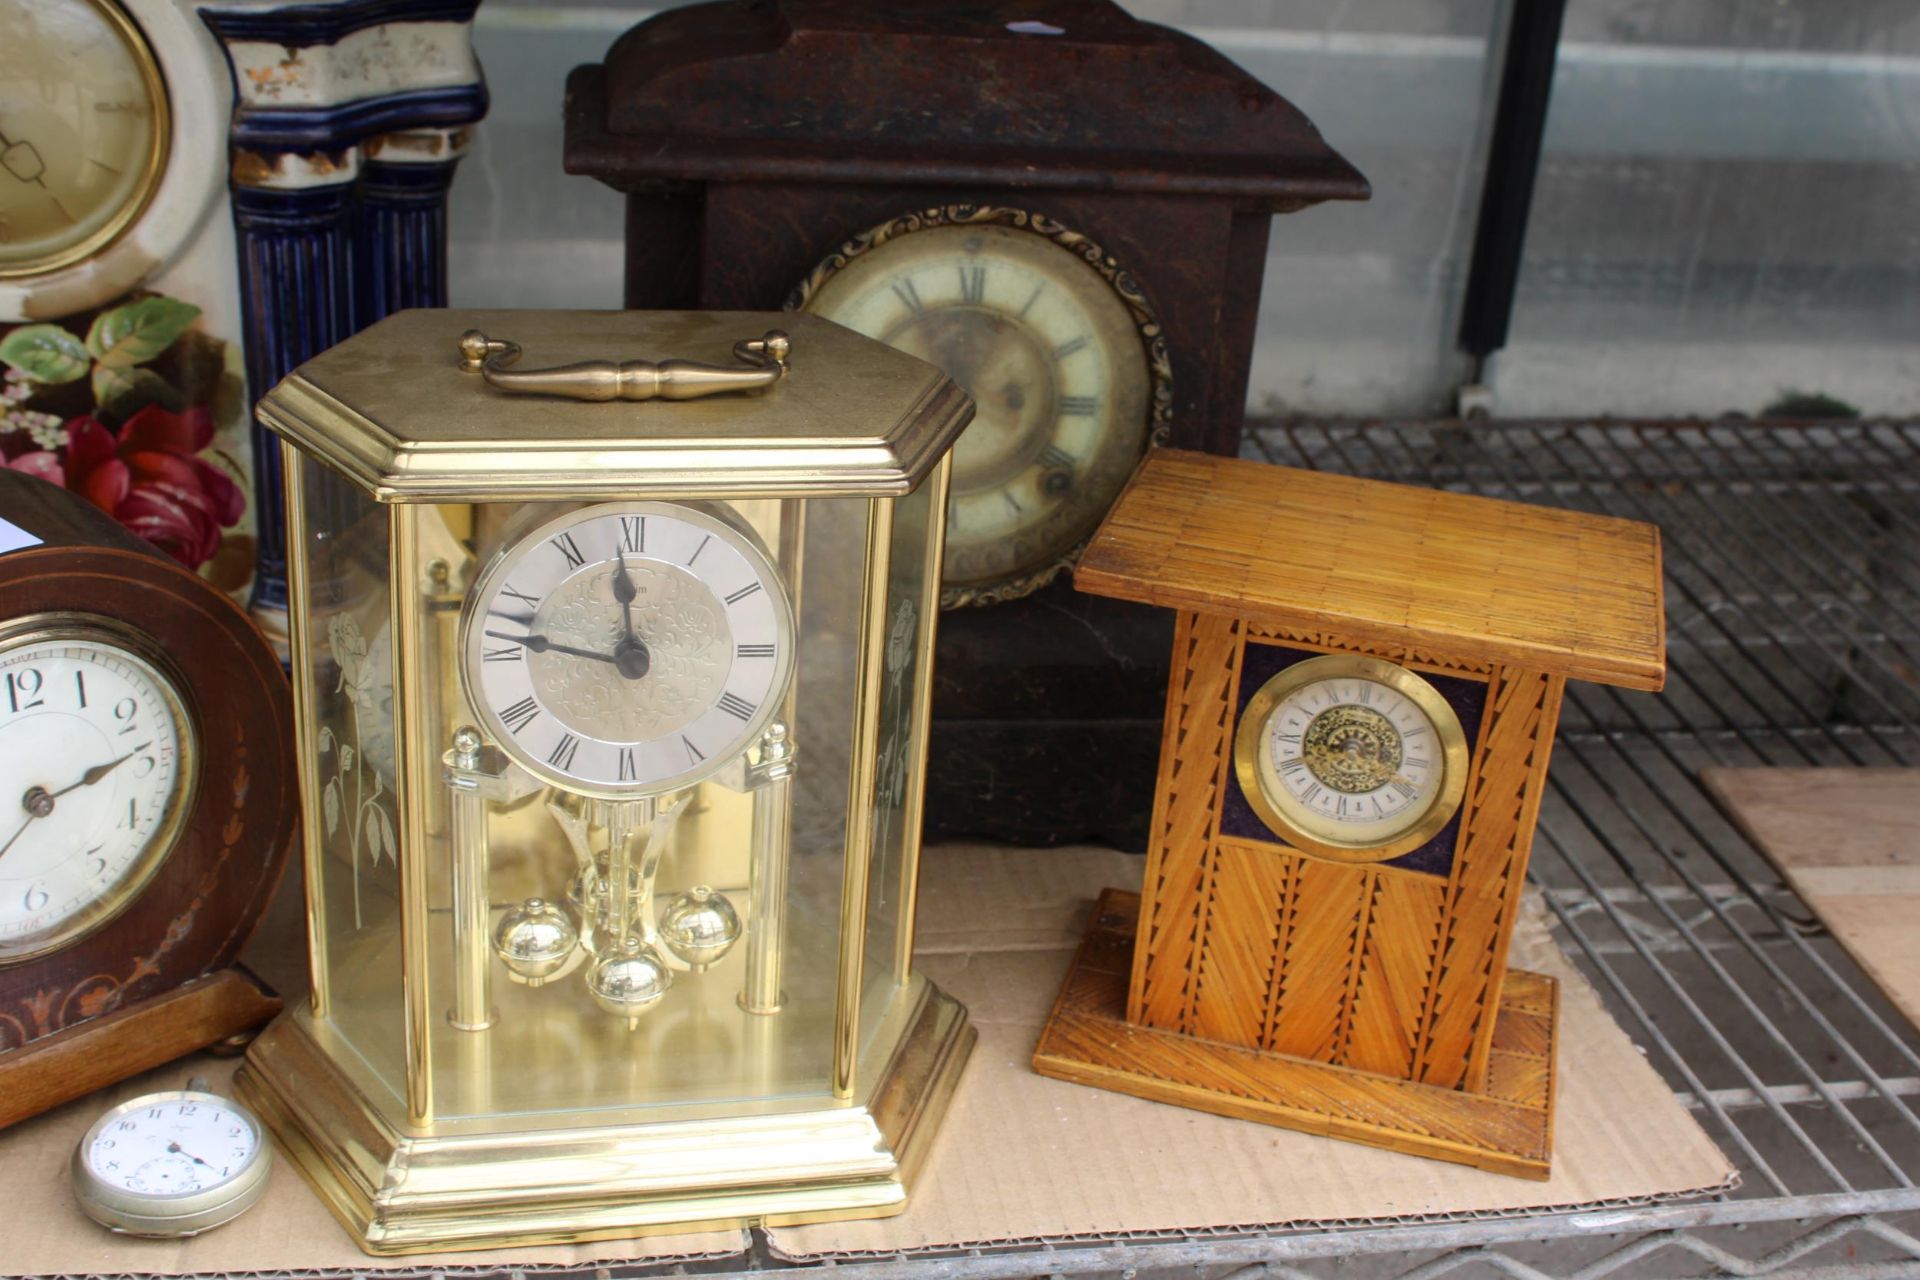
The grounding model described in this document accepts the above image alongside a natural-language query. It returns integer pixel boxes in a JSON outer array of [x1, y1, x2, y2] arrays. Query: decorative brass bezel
[[0, 0, 173, 280], [0, 613, 201, 963], [788, 205, 1174, 610], [1232, 653, 1470, 865]]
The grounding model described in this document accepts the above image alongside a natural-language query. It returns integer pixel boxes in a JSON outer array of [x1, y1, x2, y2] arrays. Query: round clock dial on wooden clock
[[563, 0, 1369, 846], [1032, 451, 1667, 1179], [794, 210, 1165, 606], [0, 470, 296, 1130]]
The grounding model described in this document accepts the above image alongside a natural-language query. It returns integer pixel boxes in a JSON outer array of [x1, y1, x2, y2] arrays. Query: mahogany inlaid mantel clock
[[1033, 451, 1666, 1178], [563, 0, 1369, 847]]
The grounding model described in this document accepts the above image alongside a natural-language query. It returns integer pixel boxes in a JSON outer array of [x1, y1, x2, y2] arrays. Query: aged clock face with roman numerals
[[798, 216, 1155, 605], [461, 502, 794, 798], [1233, 653, 1471, 864]]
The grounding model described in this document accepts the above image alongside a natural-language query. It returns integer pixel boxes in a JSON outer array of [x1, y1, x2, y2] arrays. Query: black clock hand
[[612, 550, 638, 641], [0, 814, 37, 863], [166, 1141, 213, 1170], [0, 784, 56, 863], [0, 125, 75, 221], [46, 743, 149, 799], [608, 553, 652, 680], [483, 629, 621, 666]]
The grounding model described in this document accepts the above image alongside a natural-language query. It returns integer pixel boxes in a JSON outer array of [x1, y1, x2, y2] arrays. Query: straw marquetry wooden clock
[[1033, 451, 1666, 1179], [563, 0, 1370, 848]]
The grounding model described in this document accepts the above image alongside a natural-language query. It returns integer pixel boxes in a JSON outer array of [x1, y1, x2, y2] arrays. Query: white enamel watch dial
[[72, 1087, 270, 1237], [0, 624, 195, 962], [799, 217, 1154, 603], [462, 502, 795, 798], [1234, 653, 1469, 863], [0, 0, 171, 277]]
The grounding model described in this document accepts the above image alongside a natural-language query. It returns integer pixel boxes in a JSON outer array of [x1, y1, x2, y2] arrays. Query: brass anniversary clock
[[1033, 451, 1667, 1179], [564, 0, 1370, 847], [243, 308, 976, 1253]]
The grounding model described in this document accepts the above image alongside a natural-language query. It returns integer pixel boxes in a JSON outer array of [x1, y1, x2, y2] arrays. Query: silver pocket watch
[[71, 1078, 271, 1237]]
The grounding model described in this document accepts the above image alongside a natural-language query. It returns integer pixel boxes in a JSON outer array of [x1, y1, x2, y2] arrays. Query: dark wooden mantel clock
[[564, 0, 1369, 847], [1033, 451, 1666, 1177]]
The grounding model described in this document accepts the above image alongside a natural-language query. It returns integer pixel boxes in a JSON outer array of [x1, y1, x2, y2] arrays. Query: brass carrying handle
[[457, 329, 790, 402]]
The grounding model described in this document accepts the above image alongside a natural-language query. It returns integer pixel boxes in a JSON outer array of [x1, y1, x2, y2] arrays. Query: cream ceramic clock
[[0, 0, 169, 279], [795, 210, 1164, 606], [0, 0, 225, 316]]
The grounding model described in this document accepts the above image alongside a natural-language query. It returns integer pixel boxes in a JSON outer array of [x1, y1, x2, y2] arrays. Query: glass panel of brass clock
[[799, 218, 1154, 605], [859, 475, 938, 1045], [0, 0, 170, 277], [1233, 653, 1471, 864], [292, 457, 407, 1088], [395, 496, 886, 1121], [0, 616, 197, 963]]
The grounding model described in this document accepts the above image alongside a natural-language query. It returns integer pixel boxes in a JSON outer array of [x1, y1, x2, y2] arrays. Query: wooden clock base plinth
[[1033, 890, 1557, 1180], [0, 967, 281, 1131]]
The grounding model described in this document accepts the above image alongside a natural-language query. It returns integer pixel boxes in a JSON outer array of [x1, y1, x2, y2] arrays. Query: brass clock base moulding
[[234, 978, 973, 1255], [1033, 890, 1557, 1181]]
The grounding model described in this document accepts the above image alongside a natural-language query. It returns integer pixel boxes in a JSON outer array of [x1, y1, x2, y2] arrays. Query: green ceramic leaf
[[86, 295, 201, 367], [0, 324, 89, 384], [92, 364, 181, 417]]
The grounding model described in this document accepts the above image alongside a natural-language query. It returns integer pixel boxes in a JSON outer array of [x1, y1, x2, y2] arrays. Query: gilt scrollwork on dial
[[528, 561, 731, 744], [1299, 704, 1406, 794]]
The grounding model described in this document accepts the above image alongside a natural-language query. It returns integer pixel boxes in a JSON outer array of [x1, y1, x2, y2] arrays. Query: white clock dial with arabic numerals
[[83, 1092, 259, 1197], [462, 502, 794, 798], [0, 630, 194, 962]]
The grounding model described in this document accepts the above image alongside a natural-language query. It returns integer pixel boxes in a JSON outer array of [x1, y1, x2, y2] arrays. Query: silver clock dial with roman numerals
[[461, 502, 794, 798]]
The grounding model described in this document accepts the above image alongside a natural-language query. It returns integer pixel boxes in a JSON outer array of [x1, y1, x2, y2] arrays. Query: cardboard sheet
[[0, 844, 1733, 1273], [769, 846, 1736, 1259], [3, 1057, 748, 1277], [1703, 766, 1920, 1030]]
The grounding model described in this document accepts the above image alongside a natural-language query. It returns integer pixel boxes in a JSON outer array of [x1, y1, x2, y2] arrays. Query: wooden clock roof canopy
[[563, 0, 1370, 207], [1077, 451, 1668, 691]]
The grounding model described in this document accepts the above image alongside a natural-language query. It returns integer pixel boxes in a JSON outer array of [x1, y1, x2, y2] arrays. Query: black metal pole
[[1457, 0, 1569, 361]]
